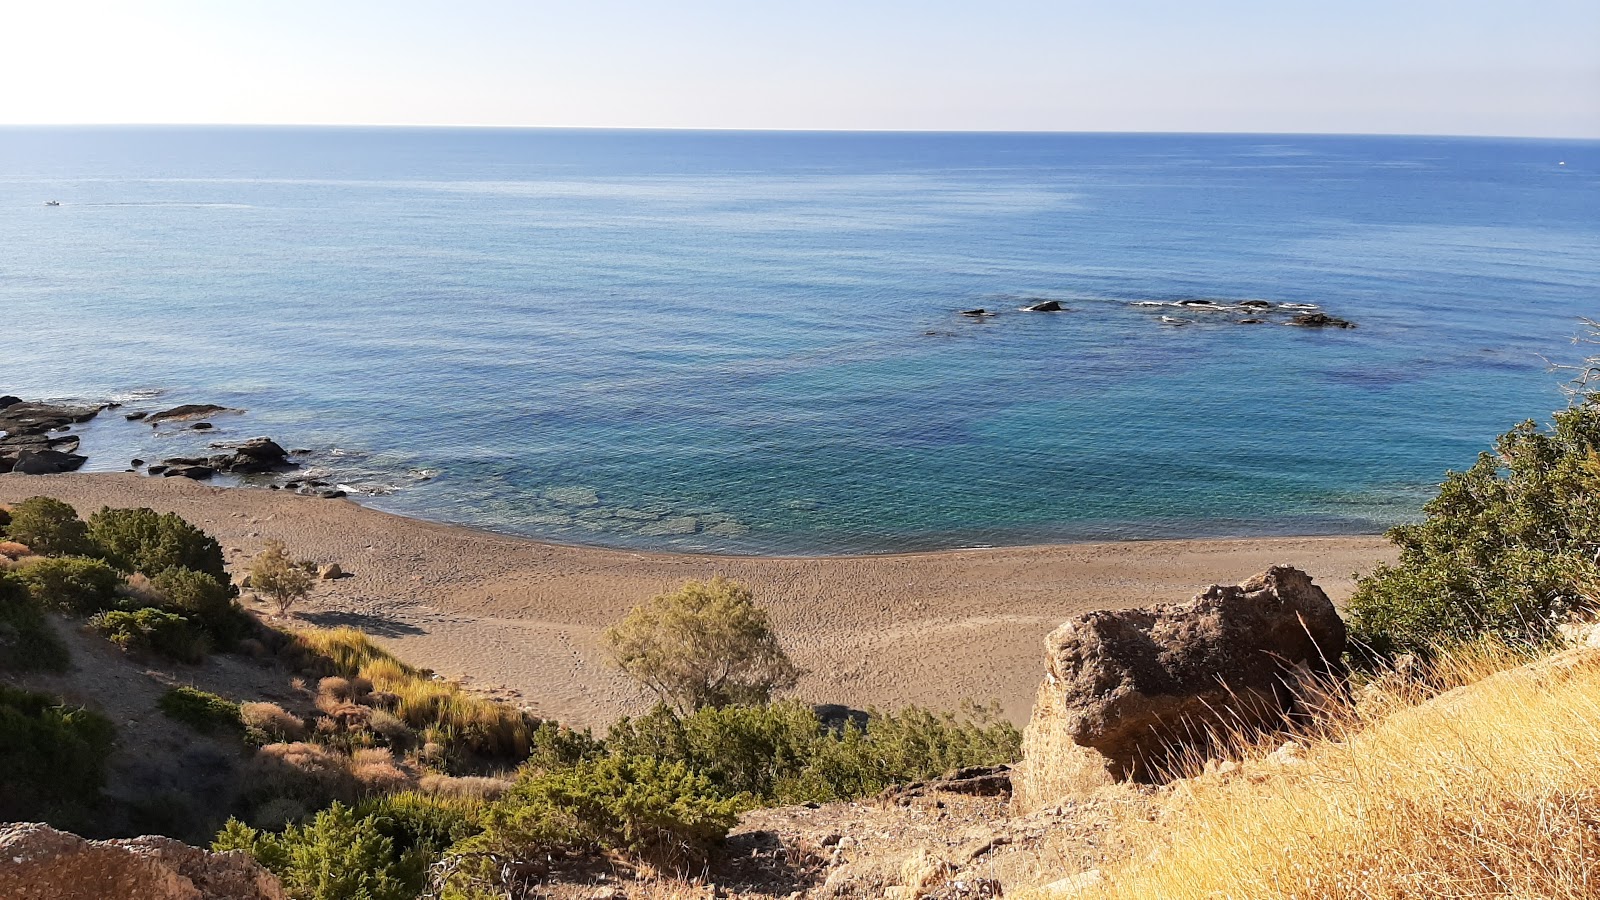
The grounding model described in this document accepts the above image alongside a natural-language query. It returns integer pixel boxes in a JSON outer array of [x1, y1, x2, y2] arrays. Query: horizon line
[[2, 122, 1596, 142]]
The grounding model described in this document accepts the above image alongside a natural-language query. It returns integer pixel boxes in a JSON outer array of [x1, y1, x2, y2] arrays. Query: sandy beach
[[0, 473, 1396, 728]]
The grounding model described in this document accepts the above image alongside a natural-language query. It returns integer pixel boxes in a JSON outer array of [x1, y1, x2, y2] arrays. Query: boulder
[[163, 465, 217, 480], [206, 438, 293, 475], [959, 308, 994, 318], [0, 822, 287, 900], [1016, 566, 1345, 805], [191, 422, 214, 430], [317, 563, 343, 580], [1024, 300, 1066, 312], [1237, 300, 1273, 309], [0, 395, 20, 408], [13, 448, 89, 475], [125, 412, 148, 421], [146, 403, 237, 425]]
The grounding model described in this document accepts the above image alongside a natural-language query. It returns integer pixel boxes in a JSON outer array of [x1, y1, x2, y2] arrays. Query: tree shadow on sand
[[295, 610, 426, 638]]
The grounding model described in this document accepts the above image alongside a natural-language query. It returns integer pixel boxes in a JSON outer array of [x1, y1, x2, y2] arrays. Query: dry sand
[[0, 473, 1396, 729]]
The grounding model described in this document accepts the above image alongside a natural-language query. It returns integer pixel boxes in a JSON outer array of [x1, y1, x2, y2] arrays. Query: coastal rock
[[1024, 300, 1066, 312], [126, 412, 149, 421], [191, 422, 214, 430], [1288, 312, 1355, 328], [0, 822, 287, 900], [146, 403, 238, 424], [1237, 300, 1273, 309], [0, 401, 103, 437], [317, 563, 344, 580], [163, 465, 217, 480], [206, 438, 294, 475], [1016, 566, 1345, 804], [1237, 318, 1266, 325], [960, 308, 995, 318], [13, 448, 89, 475], [0, 395, 20, 408]]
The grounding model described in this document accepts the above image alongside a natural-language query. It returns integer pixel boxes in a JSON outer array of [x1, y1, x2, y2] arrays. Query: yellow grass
[[290, 626, 537, 760], [1075, 641, 1600, 900]]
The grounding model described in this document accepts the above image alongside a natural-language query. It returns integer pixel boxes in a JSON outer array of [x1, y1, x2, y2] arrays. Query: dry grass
[[1067, 640, 1600, 900], [0, 541, 33, 560], [290, 626, 538, 760], [417, 772, 514, 800], [240, 701, 308, 741]]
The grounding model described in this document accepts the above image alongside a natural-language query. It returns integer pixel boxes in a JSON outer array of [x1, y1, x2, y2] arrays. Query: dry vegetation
[[1053, 638, 1600, 900]]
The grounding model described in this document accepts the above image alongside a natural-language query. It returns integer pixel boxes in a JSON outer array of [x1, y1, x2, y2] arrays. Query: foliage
[[357, 791, 486, 858], [1347, 397, 1600, 657], [604, 577, 800, 713], [250, 539, 315, 617], [3, 496, 93, 557], [607, 700, 1022, 804], [152, 564, 251, 647], [13, 555, 122, 614], [159, 686, 243, 733], [290, 627, 538, 763], [214, 802, 422, 900], [0, 571, 70, 671], [92, 607, 209, 663], [455, 754, 741, 883], [0, 685, 115, 821], [87, 506, 228, 583]]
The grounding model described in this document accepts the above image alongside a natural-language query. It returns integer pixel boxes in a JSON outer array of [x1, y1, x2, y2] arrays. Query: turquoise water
[[2, 128, 1596, 553]]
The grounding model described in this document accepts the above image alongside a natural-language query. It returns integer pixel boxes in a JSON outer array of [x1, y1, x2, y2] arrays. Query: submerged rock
[[960, 308, 995, 318], [1288, 312, 1355, 328], [1016, 566, 1346, 806], [1024, 300, 1066, 312], [146, 403, 238, 424]]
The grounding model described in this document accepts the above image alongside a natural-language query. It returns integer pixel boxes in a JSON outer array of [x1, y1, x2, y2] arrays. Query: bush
[[607, 700, 1022, 804], [0, 685, 115, 821], [604, 577, 800, 713], [250, 540, 314, 617], [241, 701, 308, 743], [87, 506, 228, 583], [214, 802, 422, 900], [152, 565, 250, 647], [158, 686, 242, 733], [358, 791, 486, 858], [1347, 397, 1600, 658], [458, 754, 741, 879], [92, 608, 209, 663], [14, 555, 122, 614], [3, 497, 93, 557], [0, 571, 69, 672]]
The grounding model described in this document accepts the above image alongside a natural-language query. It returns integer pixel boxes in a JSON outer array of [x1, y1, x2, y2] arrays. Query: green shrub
[[357, 791, 485, 857], [4, 497, 93, 557], [88, 506, 228, 583], [458, 754, 740, 880], [606, 700, 1021, 804], [92, 608, 209, 663], [158, 686, 242, 733], [14, 555, 122, 613], [214, 802, 421, 900], [1347, 397, 1600, 658], [152, 566, 251, 647], [0, 685, 115, 821], [0, 571, 69, 671], [0, 504, 10, 531]]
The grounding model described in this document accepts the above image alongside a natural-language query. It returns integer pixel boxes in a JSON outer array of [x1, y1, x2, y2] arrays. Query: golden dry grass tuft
[[1070, 640, 1600, 900], [290, 626, 538, 760], [240, 701, 308, 742]]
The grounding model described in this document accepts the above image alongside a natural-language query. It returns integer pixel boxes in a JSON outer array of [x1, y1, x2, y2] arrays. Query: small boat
[[43, 200, 60, 207]]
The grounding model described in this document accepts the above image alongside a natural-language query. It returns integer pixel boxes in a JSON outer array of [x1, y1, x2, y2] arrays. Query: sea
[[2, 127, 1596, 554]]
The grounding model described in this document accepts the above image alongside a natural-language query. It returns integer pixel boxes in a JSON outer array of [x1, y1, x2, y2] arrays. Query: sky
[[2, 1, 1597, 137]]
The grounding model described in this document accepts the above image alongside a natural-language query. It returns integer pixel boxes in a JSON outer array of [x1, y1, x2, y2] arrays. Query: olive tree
[[604, 577, 800, 713]]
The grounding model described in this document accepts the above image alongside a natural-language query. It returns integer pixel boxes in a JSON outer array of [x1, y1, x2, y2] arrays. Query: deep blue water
[[2, 127, 1596, 553]]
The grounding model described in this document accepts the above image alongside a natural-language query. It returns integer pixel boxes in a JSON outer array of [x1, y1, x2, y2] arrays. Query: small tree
[[249, 540, 314, 617], [87, 506, 227, 583], [604, 577, 800, 713], [4, 496, 93, 557]]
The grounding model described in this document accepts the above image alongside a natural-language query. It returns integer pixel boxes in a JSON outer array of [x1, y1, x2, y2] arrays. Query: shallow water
[[3, 128, 1597, 553]]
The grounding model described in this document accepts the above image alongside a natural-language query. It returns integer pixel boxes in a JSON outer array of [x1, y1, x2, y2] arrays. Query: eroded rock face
[[0, 822, 286, 900], [1016, 566, 1345, 806]]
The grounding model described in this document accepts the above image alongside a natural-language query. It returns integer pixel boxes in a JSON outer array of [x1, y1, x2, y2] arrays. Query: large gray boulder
[[0, 822, 286, 900], [1016, 566, 1345, 807]]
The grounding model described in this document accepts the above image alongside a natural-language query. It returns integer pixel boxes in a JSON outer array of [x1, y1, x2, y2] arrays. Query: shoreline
[[0, 472, 1398, 728]]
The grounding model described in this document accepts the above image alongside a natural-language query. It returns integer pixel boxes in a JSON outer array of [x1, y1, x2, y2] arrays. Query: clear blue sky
[[4, 1, 1596, 136]]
